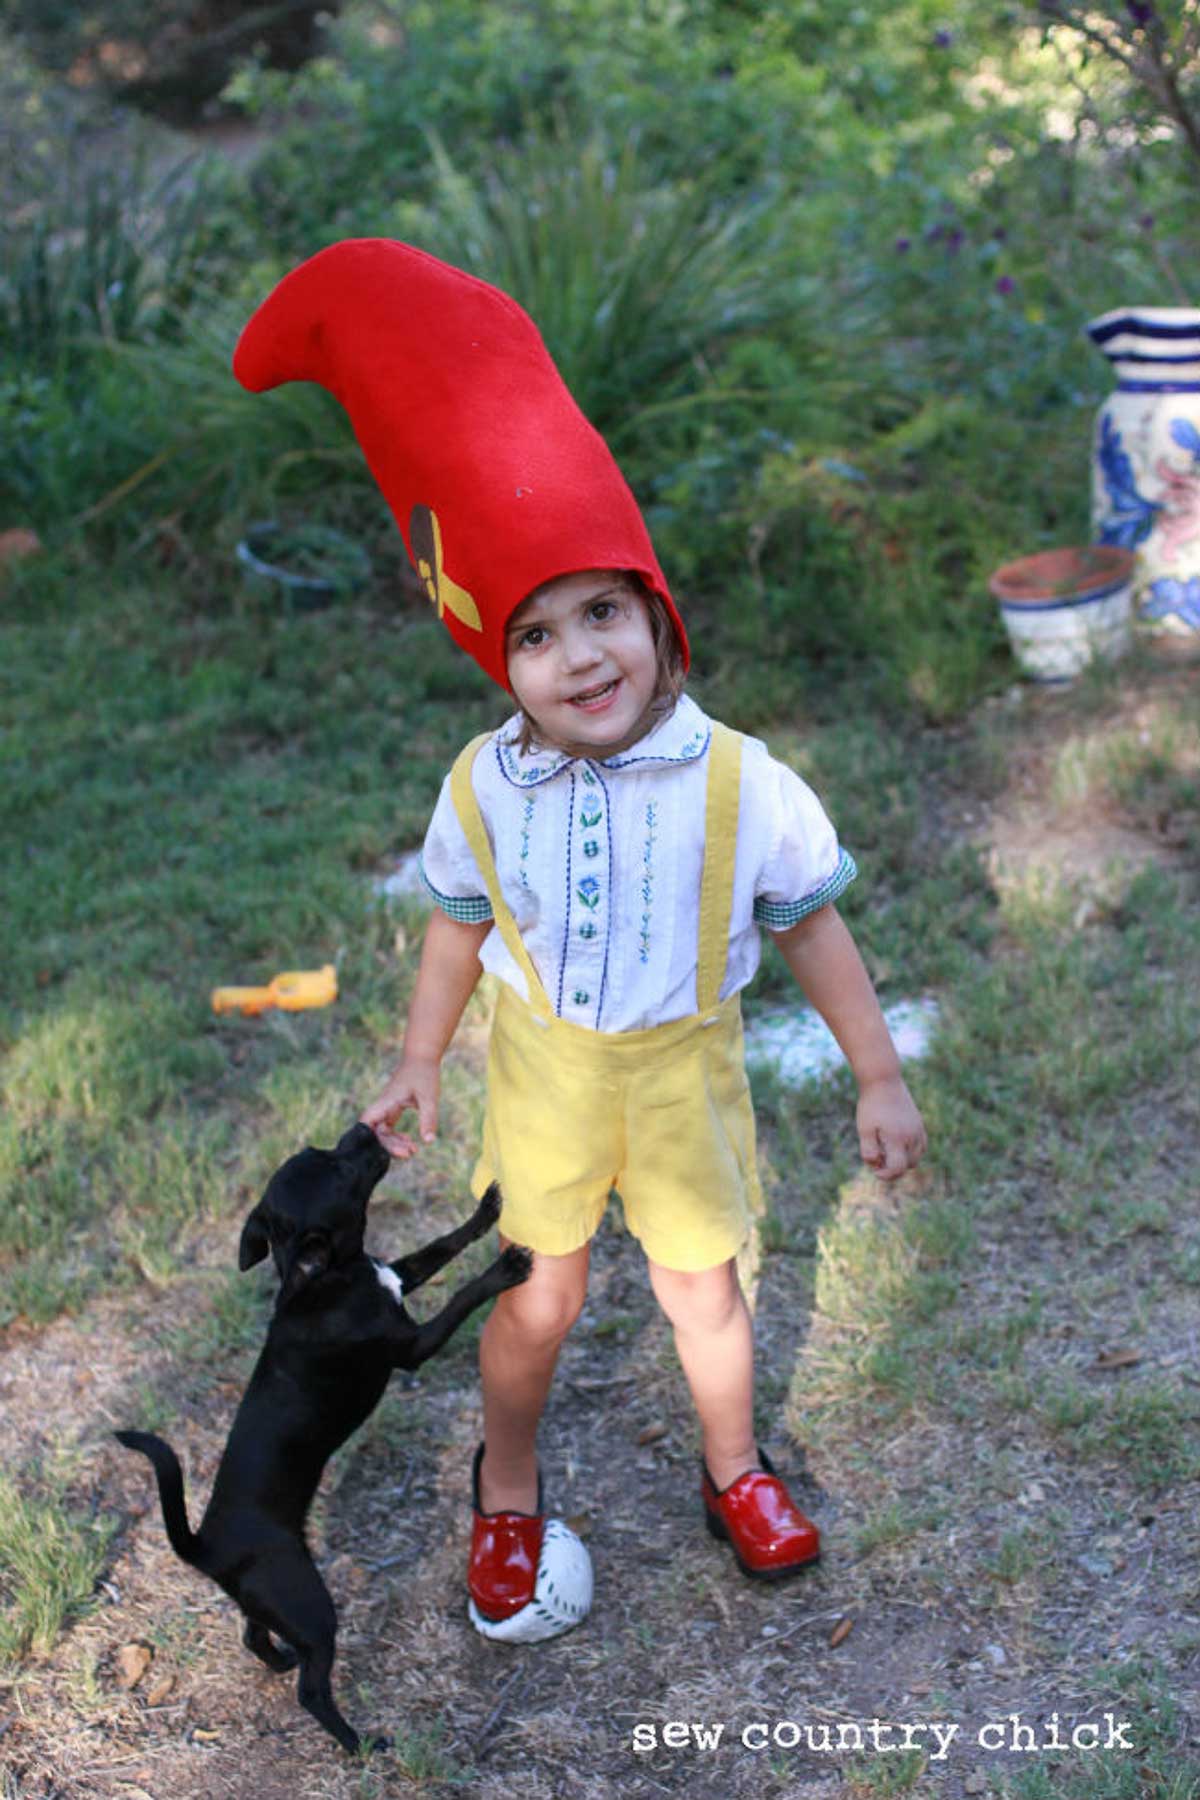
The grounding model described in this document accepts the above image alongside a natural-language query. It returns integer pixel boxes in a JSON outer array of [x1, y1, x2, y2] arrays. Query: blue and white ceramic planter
[[1088, 307, 1200, 637]]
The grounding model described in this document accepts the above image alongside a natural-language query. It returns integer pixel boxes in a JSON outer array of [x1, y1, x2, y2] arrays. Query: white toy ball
[[468, 1517, 593, 1644]]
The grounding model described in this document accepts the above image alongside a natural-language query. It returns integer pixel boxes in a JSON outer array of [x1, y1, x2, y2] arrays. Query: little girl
[[234, 238, 927, 1630]]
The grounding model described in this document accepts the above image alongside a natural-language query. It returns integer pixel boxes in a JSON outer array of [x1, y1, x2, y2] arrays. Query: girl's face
[[505, 570, 659, 756]]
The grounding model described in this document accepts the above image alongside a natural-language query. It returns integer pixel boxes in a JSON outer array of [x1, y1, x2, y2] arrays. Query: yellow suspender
[[696, 722, 742, 1015], [450, 733, 554, 1021], [448, 722, 742, 1022]]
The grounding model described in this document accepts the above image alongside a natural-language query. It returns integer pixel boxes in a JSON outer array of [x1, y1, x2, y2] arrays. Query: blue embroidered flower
[[1096, 412, 1161, 549], [639, 800, 657, 965], [577, 876, 601, 910], [518, 794, 535, 889], [580, 800, 601, 828], [1144, 576, 1200, 628]]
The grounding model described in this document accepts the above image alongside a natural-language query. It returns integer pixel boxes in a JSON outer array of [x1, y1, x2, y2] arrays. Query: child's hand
[[856, 1074, 927, 1181], [360, 1060, 440, 1160]]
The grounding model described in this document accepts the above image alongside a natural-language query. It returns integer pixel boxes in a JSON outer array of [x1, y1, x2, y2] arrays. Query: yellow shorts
[[473, 982, 762, 1272]]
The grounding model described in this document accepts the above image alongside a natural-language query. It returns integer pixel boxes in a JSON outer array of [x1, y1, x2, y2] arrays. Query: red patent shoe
[[468, 1443, 545, 1621], [702, 1448, 821, 1580]]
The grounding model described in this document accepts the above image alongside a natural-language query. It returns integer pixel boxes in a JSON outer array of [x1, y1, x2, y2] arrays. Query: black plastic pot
[[235, 522, 371, 611]]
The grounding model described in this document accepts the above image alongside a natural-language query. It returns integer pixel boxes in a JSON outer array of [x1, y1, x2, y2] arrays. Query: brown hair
[[511, 574, 686, 755]]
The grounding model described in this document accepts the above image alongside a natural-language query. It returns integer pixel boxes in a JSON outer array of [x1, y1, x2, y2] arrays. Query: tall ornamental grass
[[392, 124, 802, 437], [0, 143, 240, 366]]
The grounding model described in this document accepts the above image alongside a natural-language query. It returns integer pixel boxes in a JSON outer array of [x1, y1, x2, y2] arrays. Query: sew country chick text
[[631, 1713, 1135, 1760]]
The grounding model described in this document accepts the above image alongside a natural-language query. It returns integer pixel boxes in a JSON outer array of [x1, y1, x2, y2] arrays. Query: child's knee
[[493, 1249, 588, 1345], [648, 1257, 743, 1334]]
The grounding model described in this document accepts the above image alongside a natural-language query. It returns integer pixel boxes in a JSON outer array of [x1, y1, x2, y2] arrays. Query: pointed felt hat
[[232, 238, 688, 689]]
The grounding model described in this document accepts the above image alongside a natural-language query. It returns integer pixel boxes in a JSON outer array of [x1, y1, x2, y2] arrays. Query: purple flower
[[992, 226, 1008, 242], [1139, 211, 1156, 231], [894, 235, 912, 253], [947, 227, 965, 253], [1125, 0, 1155, 25], [995, 274, 1015, 295], [933, 27, 954, 47]]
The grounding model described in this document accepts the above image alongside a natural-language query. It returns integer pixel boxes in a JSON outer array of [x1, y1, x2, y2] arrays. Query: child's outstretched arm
[[360, 910, 492, 1159], [770, 903, 927, 1180]]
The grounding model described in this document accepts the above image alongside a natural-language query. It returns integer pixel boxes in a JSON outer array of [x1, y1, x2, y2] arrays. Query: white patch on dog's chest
[[372, 1260, 404, 1304]]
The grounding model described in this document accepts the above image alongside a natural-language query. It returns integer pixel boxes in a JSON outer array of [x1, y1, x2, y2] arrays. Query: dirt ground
[[3, 659, 1199, 1800]]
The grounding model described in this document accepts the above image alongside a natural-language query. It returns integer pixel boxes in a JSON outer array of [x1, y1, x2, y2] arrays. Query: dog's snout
[[336, 1121, 391, 1182], [337, 1121, 383, 1157]]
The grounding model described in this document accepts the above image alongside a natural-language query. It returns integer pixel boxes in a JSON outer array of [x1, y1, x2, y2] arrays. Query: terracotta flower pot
[[988, 545, 1135, 682]]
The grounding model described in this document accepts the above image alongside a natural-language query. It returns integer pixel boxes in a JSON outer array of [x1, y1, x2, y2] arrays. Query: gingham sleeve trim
[[753, 848, 857, 929], [418, 854, 494, 923]]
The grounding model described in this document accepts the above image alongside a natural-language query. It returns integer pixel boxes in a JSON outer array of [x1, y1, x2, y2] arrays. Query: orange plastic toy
[[211, 965, 338, 1017]]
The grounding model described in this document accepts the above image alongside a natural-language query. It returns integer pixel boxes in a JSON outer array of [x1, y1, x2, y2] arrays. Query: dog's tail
[[114, 1429, 201, 1566]]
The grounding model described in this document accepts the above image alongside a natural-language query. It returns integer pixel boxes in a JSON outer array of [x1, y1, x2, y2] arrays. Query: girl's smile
[[505, 570, 660, 756], [569, 677, 620, 712]]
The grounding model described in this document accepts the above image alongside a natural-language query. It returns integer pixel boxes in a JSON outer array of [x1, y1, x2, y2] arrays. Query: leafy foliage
[[0, 0, 341, 120], [1034, 0, 1200, 180], [3, 0, 1198, 718]]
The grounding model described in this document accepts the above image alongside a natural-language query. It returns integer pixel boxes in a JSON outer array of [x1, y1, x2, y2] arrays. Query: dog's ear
[[279, 1234, 332, 1301], [239, 1206, 271, 1270]]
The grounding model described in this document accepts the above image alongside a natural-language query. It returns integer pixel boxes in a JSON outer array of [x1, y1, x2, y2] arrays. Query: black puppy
[[115, 1122, 530, 1755]]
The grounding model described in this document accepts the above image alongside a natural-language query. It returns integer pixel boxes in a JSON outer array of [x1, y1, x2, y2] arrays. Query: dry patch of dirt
[[972, 662, 1197, 900]]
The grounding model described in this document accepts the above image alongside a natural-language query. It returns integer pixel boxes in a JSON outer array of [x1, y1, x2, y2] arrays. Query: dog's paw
[[475, 1181, 503, 1230], [499, 1243, 533, 1285]]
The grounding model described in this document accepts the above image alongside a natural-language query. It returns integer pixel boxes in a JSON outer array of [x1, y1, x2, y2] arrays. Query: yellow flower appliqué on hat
[[409, 505, 482, 632]]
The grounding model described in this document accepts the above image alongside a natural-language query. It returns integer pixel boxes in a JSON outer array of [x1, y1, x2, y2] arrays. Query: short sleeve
[[749, 752, 857, 931], [418, 772, 494, 923]]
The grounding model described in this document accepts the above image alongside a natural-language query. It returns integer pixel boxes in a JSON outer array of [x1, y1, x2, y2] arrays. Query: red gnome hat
[[232, 239, 688, 689]]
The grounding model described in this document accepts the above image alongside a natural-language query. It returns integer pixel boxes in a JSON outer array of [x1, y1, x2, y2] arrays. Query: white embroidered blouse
[[419, 693, 856, 1034]]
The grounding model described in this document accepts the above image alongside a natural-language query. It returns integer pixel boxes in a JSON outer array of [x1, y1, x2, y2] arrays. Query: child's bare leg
[[646, 1257, 757, 1490], [477, 1238, 590, 1512]]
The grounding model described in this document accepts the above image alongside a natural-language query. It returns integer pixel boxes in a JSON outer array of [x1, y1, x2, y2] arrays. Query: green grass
[[854, 1499, 945, 1558], [160, 1265, 274, 1376], [1037, 1378, 1200, 1492], [0, 1467, 113, 1669], [999, 1655, 1200, 1799], [0, 555, 503, 1323], [843, 1748, 929, 1796]]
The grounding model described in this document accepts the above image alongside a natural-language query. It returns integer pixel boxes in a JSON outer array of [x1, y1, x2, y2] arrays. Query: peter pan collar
[[493, 693, 712, 788]]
